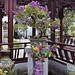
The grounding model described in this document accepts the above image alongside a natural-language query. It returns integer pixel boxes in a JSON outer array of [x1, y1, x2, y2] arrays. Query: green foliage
[[15, 3, 50, 28], [69, 12, 75, 38], [14, 24, 28, 33], [13, 1, 60, 37], [4, 34, 8, 38], [0, 68, 28, 75], [18, 34, 23, 39], [3, 24, 8, 30], [13, 40, 24, 47], [63, 9, 74, 35]]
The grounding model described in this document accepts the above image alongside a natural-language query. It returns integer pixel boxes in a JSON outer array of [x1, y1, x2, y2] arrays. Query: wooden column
[[0, 9, 2, 59], [48, 0, 56, 41], [8, 0, 13, 58], [32, 28, 36, 37], [0, 9, 2, 44], [59, 8, 63, 43]]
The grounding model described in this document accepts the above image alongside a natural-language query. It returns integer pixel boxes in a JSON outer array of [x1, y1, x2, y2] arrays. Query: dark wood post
[[0, 9, 2, 59], [59, 8, 63, 43], [8, 0, 14, 58], [48, 0, 56, 41], [32, 28, 36, 37], [0, 9, 2, 44], [32, 16, 36, 37]]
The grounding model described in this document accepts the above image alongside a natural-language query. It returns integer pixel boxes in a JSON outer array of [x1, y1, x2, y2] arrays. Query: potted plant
[[30, 43, 57, 75], [13, 1, 60, 38], [0, 46, 14, 71]]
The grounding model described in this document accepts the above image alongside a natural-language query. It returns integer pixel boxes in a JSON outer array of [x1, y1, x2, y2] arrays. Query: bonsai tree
[[13, 1, 60, 38]]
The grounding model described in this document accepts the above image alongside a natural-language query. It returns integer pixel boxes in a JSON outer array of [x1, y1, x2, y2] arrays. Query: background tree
[[63, 9, 74, 35]]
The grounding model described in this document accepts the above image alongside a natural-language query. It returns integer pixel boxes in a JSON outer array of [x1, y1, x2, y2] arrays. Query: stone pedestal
[[25, 47, 48, 75], [0, 50, 14, 70], [30, 38, 46, 46]]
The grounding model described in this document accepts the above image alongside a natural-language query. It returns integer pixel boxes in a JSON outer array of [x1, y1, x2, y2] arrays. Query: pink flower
[[51, 46, 54, 49], [17, 10, 21, 14], [39, 46, 43, 50], [44, 5, 47, 11], [20, 6, 25, 11], [12, 11, 16, 15], [53, 48, 57, 51], [47, 11, 51, 15]]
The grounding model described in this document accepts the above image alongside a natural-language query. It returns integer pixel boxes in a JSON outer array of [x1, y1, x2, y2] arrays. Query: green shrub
[[18, 34, 23, 39], [4, 34, 8, 38]]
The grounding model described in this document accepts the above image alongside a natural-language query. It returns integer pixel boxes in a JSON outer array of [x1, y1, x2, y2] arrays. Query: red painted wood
[[63, 38, 66, 43], [13, 0, 17, 11], [59, 8, 63, 43], [0, 9, 2, 44], [47, 41, 75, 64], [66, 39, 69, 44], [58, 47, 63, 59], [64, 50, 70, 62], [12, 58, 27, 64], [32, 28, 36, 37], [5, 0, 8, 13], [15, 49, 17, 58], [48, 0, 56, 42], [8, 0, 14, 58], [23, 44, 26, 58], [70, 39, 73, 44], [71, 52, 74, 63], [17, 49, 19, 58]]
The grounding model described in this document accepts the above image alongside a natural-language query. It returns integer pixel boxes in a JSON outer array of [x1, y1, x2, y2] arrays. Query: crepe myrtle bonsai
[[13, 1, 60, 38]]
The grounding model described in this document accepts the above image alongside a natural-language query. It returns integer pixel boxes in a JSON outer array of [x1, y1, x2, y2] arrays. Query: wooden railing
[[0, 42, 31, 64], [47, 41, 75, 64], [47, 35, 75, 42], [0, 37, 75, 65]]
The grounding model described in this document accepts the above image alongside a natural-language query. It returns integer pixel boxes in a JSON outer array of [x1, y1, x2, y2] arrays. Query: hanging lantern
[[34, 60, 44, 75]]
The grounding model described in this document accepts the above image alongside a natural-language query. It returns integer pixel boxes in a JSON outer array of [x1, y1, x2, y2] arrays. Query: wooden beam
[[0, 9, 2, 44], [48, 0, 56, 41]]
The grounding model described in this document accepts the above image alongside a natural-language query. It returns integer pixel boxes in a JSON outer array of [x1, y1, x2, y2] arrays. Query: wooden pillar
[[0, 9, 2, 44], [59, 8, 63, 43], [8, 0, 13, 58], [48, 0, 56, 41], [0, 9, 2, 59], [32, 28, 36, 37]]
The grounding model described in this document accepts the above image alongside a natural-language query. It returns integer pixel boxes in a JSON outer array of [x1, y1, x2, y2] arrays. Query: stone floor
[[14, 59, 69, 75]]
